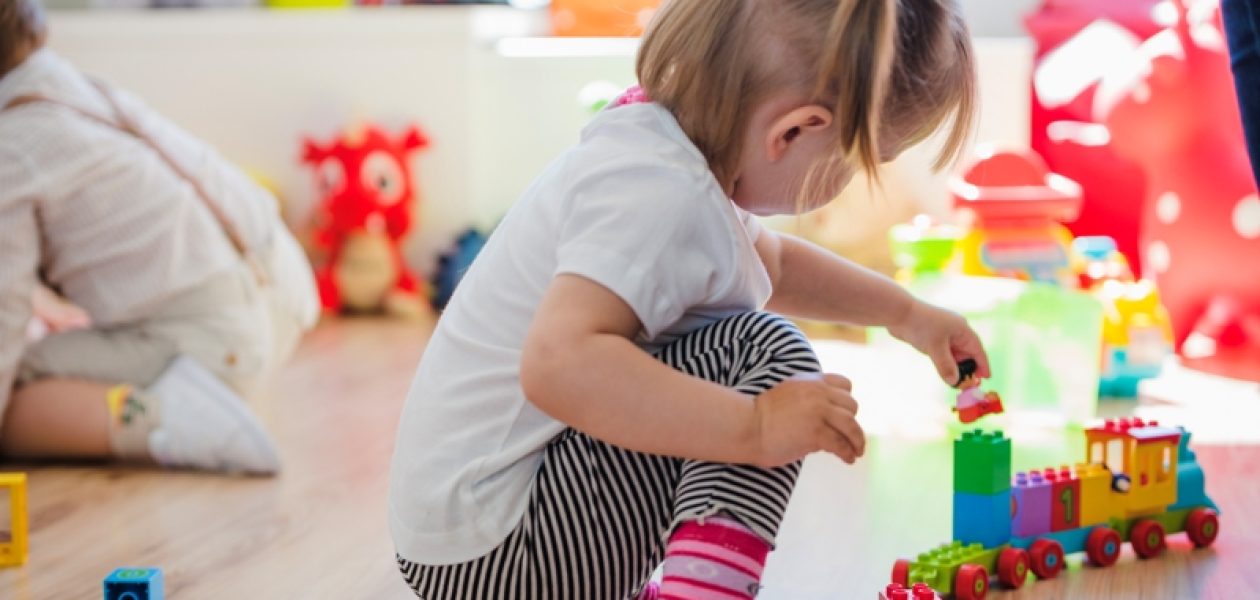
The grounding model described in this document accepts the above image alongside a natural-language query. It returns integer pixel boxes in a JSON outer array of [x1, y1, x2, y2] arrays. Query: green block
[[908, 540, 997, 593], [954, 429, 1012, 495]]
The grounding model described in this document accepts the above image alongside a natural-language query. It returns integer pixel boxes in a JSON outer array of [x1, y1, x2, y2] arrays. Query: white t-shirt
[[388, 102, 773, 565]]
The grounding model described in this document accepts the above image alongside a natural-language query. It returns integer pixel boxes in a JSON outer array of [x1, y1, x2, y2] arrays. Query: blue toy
[[104, 568, 163, 600], [432, 228, 488, 310]]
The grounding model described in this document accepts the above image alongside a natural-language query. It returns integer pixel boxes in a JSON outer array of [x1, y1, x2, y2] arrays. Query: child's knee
[[727, 311, 820, 370]]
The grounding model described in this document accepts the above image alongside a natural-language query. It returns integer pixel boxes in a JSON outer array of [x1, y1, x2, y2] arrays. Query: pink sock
[[659, 516, 769, 599], [636, 582, 660, 600]]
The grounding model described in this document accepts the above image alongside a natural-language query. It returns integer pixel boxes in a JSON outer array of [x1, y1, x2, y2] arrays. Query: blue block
[[1011, 524, 1095, 555], [104, 568, 163, 600], [1171, 429, 1220, 513], [1011, 471, 1052, 538], [953, 490, 1013, 548]]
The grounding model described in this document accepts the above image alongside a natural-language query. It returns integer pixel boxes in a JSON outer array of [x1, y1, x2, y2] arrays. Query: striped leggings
[[398, 312, 821, 600]]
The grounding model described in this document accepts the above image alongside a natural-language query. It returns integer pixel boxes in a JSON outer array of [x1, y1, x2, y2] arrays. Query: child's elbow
[[519, 333, 571, 413]]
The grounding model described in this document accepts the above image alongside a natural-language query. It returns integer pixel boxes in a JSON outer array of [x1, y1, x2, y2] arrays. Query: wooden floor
[[1, 319, 1258, 599]]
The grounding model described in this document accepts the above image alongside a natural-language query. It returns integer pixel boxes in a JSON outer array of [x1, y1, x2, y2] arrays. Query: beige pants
[[16, 260, 304, 395]]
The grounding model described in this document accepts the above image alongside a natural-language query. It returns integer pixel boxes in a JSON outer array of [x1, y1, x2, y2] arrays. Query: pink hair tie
[[611, 84, 650, 108]]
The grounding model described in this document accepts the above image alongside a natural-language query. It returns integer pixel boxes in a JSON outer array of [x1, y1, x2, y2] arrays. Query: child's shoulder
[[561, 103, 712, 193]]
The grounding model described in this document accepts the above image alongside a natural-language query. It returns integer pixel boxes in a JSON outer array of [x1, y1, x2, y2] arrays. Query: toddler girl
[[390, 0, 988, 597]]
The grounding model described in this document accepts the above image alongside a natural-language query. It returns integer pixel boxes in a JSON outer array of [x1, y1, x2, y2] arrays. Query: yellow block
[[1076, 463, 1121, 527], [0, 473, 28, 567], [1126, 442, 1178, 516]]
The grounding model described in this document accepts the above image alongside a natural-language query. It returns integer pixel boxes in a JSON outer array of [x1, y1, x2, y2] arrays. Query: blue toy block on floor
[[104, 568, 163, 600], [953, 490, 1013, 548]]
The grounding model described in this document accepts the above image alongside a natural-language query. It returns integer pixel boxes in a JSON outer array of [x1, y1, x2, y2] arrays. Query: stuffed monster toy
[[303, 125, 432, 320]]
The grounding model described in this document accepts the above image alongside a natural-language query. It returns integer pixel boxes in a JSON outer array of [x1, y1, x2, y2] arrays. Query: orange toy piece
[[550, 0, 661, 37]]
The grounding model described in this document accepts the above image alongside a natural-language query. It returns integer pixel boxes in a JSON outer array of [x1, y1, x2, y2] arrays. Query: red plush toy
[[1097, 0, 1260, 381], [303, 125, 432, 319], [1026, 2, 1163, 273]]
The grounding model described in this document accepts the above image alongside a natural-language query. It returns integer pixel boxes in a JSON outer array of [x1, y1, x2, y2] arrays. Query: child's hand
[[32, 285, 91, 333], [888, 300, 990, 387], [750, 373, 865, 468]]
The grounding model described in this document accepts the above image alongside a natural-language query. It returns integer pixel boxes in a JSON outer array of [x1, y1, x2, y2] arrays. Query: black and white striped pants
[[398, 312, 821, 600]]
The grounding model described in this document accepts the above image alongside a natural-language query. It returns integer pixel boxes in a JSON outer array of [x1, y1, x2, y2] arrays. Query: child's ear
[[767, 105, 833, 163]]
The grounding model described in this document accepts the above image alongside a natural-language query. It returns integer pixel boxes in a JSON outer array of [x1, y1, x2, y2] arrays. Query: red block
[[1045, 466, 1081, 532]]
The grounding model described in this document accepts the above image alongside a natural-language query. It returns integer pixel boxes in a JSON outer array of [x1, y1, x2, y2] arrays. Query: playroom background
[[3, 0, 1260, 599]]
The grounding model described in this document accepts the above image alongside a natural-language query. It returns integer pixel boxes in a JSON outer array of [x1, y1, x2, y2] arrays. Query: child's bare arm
[[759, 231, 915, 327], [758, 232, 990, 385], [521, 274, 865, 467]]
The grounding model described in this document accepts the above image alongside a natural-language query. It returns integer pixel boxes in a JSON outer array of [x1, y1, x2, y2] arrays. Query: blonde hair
[[1, 0, 45, 73], [637, 0, 976, 197]]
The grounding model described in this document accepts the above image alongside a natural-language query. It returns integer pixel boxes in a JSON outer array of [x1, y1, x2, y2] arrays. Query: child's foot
[[146, 356, 281, 475]]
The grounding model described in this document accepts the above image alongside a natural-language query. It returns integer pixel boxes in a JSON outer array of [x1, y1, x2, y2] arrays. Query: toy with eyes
[[303, 124, 432, 319]]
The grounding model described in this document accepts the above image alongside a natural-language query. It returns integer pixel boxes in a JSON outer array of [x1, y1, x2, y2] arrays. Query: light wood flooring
[[1, 319, 1257, 599]]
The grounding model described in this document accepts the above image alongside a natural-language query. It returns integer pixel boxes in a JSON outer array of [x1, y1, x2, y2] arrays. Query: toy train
[[890, 418, 1219, 599]]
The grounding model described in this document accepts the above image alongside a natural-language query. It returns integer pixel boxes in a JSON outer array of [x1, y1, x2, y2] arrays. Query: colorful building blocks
[[891, 417, 1219, 599], [1011, 471, 1051, 538], [104, 568, 164, 600], [0, 473, 28, 568], [953, 430, 1011, 496]]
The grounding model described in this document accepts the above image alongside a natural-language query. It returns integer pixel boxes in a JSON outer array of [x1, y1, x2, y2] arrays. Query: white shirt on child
[[388, 102, 773, 564], [0, 50, 300, 405]]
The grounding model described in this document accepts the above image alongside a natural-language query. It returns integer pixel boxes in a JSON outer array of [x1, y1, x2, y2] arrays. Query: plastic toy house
[[949, 147, 1083, 287]]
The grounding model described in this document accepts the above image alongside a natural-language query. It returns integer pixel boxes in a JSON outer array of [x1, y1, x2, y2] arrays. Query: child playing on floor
[[389, 0, 989, 597], [0, 0, 318, 474]]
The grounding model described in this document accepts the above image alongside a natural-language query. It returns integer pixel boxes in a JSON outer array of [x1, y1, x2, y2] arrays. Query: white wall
[[48, 8, 545, 272], [46, 8, 1032, 273], [961, 0, 1041, 37]]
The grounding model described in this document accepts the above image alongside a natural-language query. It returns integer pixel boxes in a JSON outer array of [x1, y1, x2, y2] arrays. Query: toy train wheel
[[1029, 539, 1066, 579], [1130, 519, 1167, 559], [954, 563, 989, 600], [891, 558, 911, 586], [996, 547, 1030, 588], [1086, 527, 1122, 567], [1186, 508, 1220, 548]]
